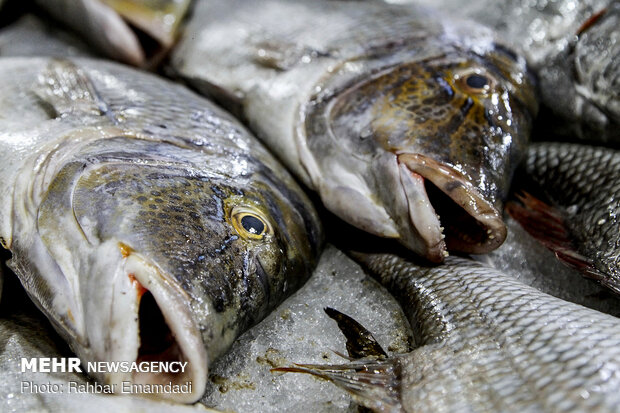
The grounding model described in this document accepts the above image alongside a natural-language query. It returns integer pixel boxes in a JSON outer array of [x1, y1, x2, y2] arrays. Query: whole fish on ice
[[0, 57, 322, 402], [171, 0, 538, 262], [279, 252, 620, 412]]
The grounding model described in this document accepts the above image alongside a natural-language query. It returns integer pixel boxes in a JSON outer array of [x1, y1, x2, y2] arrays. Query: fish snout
[[397, 153, 506, 260]]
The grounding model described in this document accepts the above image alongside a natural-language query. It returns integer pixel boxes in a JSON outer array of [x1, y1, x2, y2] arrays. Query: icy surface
[[200, 245, 412, 412], [0, 246, 410, 412]]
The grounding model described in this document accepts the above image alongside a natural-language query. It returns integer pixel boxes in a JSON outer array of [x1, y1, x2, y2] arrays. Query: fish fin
[[324, 307, 388, 359], [507, 192, 614, 288], [33, 59, 107, 117], [272, 359, 402, 412]]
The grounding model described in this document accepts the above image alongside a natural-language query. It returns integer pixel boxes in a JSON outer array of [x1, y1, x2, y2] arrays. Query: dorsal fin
[[33, 59, 108, 117], [324, 307, 387, 359]]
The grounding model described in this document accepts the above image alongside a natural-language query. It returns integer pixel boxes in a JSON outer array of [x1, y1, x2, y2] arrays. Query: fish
[[395, 0, 620, 142], [277, 252, 620, 412], [0, 14, 96, 58], [171, 0, 538, 262], [32, 0, 191, 67], [474, 214, 620, 317], [507, 142, 620, 295], [0, 57, 322, 403]]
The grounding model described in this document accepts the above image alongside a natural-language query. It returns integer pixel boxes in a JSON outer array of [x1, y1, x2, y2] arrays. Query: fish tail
[[272, 359, 403, 413]]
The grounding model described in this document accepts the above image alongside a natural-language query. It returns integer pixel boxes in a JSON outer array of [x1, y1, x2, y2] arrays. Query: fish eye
[[455, 70, 497, 95], [231, 206, 271, 240]]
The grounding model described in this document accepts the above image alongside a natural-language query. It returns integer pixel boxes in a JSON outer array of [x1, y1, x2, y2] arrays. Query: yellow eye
[[455, 70, 497, 95], [231, 207, 271, 240]]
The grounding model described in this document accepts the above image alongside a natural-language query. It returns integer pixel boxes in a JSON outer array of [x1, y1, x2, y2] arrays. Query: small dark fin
[[324, 307, 387, 359], [33, 59, 108, 117], [507, 192, 612, 288], [272, 358, 402, 412]]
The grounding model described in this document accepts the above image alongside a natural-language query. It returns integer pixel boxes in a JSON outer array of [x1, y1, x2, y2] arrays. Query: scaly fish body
[[475, 215, 620, 317], [509, 142, 620, 294], [400, 0, 619, 142], [0, 57, 322, 402], [33, 0, 190, 66], [172, 0, 537, 262], [286, 253, 620, 412]]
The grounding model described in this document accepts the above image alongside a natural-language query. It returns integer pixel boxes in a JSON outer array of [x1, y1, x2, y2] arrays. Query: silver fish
[[508, 142, 620, 295], [398, 0, 619, 142], [33, 0, 191, 67], [0, 57, 322, 403], [171, 0, 538, 262], [474, 214, 620, 317], [0, 14, 95, 58], [281, 253, 620, 412]]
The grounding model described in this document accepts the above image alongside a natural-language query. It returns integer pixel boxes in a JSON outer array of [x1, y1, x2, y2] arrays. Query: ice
[[200, 245, 412, 412]]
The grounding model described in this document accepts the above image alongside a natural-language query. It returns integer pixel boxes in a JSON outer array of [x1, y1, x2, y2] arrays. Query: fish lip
[[120, 254, 207, 403], [397, 153, 506, 258]]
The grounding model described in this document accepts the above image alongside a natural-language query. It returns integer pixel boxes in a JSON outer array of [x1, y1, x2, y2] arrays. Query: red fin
[[577, 8, 607, 36], [506, 192, 609, 284]]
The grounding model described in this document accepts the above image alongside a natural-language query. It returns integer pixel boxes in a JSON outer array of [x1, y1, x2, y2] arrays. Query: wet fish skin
[[474, 214, 620, 317], [172, 0, 537, 262], [33, 0, 190, 66], [0, 57, 322, 403], [399, 0, 619, 142], [0, 14, 96, 58], [286, 253, 620, 412], [509, 142, 620, 294]]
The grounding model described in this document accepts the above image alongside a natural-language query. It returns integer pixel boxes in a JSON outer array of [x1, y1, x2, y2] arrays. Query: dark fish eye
[[241, 215, 265, 235], [466, 74, 488, 89], [231, 206, 271, 240], [456, 70, 496, 95]]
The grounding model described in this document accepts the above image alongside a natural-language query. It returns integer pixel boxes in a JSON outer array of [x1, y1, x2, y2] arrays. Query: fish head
[[35, 141, 322, 402], [306, 43, 536, 261], [562, 4, 620, 140]]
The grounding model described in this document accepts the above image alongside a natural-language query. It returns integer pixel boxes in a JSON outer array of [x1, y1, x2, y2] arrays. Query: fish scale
[[0, 57, 322, 403], [286, 253, 620, 412], [515, 142, 620, 293]]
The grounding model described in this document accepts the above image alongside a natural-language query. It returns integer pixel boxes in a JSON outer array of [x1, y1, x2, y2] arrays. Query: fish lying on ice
[[32, 0, 191, 67], [278, 252, 620, 412], [171, 0, 538, 262], [0, 57, 322, 402], [508, 142, 620, 295], [474, 214, 620, 317], [396, 0, 619, 142]]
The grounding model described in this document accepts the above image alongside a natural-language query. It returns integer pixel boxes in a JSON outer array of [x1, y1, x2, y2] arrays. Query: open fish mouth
[[118, 253, 207, 403], [397, 153, 506, 262]]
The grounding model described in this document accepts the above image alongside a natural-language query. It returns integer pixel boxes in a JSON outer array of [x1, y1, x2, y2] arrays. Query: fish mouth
[[397, 153, 506, 262], [120, 254, 207, 403]]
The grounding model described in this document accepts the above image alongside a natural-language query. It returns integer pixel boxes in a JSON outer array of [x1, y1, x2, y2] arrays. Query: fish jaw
[[87, 240, 207, 403], [397, 153, 506, 259]]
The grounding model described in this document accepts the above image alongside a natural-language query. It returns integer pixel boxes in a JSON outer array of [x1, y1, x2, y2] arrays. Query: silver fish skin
[[0, 57, 322, 403], [397, 0, 619, 142], [172, 0, 537, 263], [288, 253, 620, 412], [33, 0, 191, 67], [0, 14, 95, 58], [508, 142, 620, 294], [474, 215, 620, 317]]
